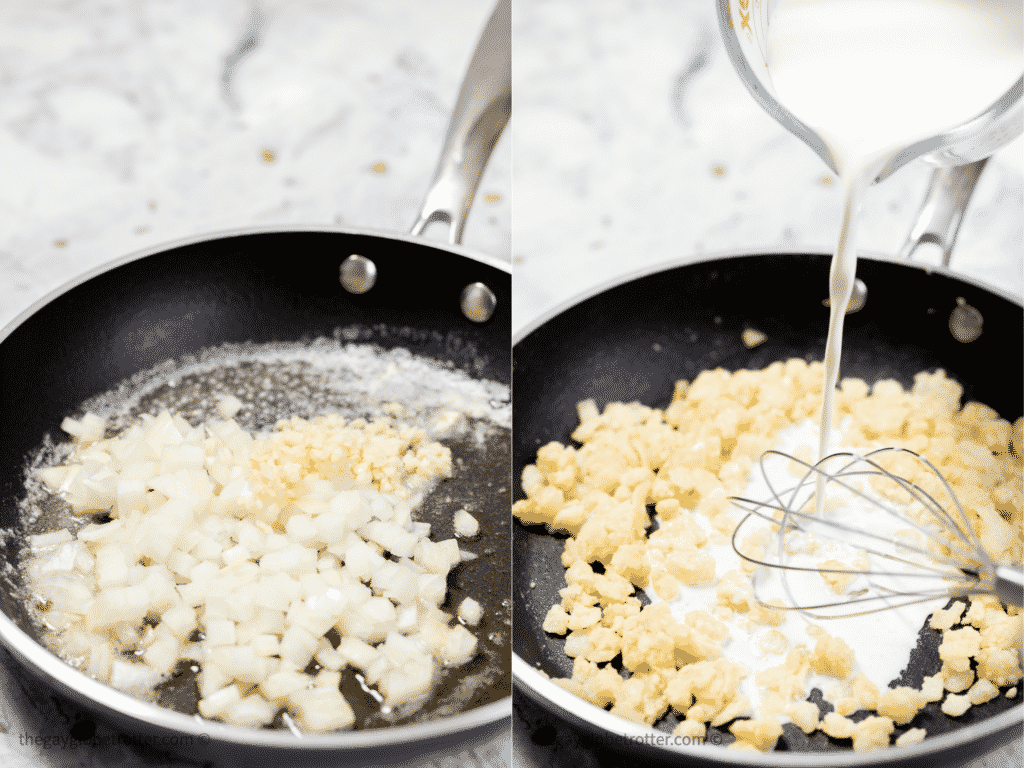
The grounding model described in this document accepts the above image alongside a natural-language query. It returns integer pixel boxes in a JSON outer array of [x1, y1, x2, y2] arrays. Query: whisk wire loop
[[771, 448, 985, 567], [729, 446, 1017, 618]]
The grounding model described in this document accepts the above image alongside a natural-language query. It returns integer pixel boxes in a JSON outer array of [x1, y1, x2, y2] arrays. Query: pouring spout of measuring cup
[[410, 0, 510, 245]]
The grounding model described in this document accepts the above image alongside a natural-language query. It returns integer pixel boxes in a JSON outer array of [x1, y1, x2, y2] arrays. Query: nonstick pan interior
[[0, 228, 511, 735], [512, 252, 1022, 757]]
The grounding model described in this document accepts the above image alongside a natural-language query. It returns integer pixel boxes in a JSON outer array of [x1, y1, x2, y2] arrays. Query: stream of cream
[[764, 0, 1022, 496]]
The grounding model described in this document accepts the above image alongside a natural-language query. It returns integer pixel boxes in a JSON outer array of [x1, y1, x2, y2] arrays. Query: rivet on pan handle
[[822, 278, 867, 315], [949, 297, 983, 343], [339, 254, 377, 294], [461, 282, 497, 323], [410, 0, 511, 245]]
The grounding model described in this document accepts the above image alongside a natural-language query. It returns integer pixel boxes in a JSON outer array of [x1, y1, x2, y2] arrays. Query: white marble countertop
[[1, 0, 1020, 766]]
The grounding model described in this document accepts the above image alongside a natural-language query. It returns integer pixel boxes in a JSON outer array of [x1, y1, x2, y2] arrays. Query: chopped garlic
[[785, 701, 819, 734], [215, 395, 243, 419], [895, 728, 927, 747], [941, 693, 971, 717]]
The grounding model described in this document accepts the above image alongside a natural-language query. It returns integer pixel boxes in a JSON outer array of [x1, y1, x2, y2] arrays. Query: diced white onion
[[453, 509, 480, 538], [26, 404, 484, 733], [458, 597, 484, 627]]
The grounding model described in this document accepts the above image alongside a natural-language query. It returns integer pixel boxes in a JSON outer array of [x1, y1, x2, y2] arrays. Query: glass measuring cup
[[715, 0, 1023, 265]]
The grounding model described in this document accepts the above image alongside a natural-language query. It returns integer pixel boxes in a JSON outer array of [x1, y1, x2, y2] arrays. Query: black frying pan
[[512, 251, 1022, 767], [0, 228, 511, 761]]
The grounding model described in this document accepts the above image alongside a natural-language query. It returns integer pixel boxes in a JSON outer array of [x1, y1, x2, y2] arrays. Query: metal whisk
[[729, 447, 1023, 619]]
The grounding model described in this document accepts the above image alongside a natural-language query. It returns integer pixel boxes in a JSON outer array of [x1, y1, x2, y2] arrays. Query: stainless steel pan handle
[[898, 159, 989, 268], [411, 0, 511, 245]]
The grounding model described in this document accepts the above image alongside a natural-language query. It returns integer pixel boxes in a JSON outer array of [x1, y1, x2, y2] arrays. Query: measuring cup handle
[[410, 0, 510, 245], [897, 159, 988, 268]]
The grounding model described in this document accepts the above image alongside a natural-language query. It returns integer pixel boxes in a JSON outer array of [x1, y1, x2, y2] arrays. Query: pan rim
[[511, 247, 1022, 761], [513, 655, 1020, 765], [0, 222, 512, 746], [513, 247, 1022, 342], [0, 609, 510, 747], [1, 222, 511, 347]]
